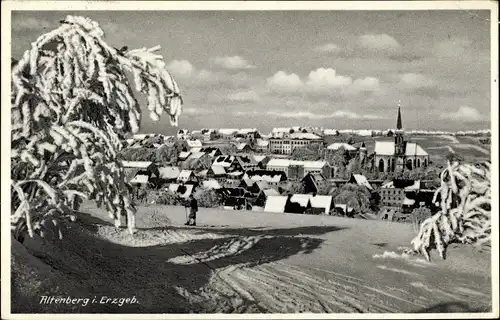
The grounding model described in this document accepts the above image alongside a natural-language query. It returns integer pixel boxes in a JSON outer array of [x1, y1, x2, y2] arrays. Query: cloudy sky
[[12, 10, 491, 134]]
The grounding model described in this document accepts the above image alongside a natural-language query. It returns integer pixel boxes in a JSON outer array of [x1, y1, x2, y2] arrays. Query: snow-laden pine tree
[[11, 16, 183, 238], [411, 161, 491, 261]]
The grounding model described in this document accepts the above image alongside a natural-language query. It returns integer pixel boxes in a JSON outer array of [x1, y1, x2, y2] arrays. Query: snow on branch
[[411, 161, 491, 261], [11, 15, 183, 238]]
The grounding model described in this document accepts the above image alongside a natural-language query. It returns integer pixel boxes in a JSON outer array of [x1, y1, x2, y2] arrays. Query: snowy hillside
[[13, 202, 492, 314]]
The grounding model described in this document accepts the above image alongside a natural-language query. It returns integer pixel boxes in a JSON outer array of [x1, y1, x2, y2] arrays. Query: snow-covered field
[[12, 202, 492, 314]]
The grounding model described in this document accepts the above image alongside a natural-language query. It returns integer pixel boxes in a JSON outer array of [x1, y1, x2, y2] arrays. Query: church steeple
[[396, 103, 403, 130], [394, 101, 405, 157]]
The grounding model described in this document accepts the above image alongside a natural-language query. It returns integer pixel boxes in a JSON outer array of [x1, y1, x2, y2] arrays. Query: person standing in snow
[[184, 194, 198, 226]]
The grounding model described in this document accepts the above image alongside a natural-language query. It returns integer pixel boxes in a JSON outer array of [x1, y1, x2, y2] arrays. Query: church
[[373, 106, 429, 173]]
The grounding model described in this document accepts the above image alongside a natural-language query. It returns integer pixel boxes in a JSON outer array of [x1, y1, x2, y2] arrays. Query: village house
[[235, 142, 254, 153], [212, 155, 244, 173], [186, 139, 203, 152], [325, 142, 358, 158], [255, 139, 269, 153], [176, 129, 190, 140], [200, 147, 222, 158], [264, 195, 289, 213], [377, 179, 436, 221], [177, 170, 198, 185], [266, 159, 333, 180], [182, 152, 212, 171], [206, 165, 227, 182], [253, 188, 280, 208], [348, 174, 373, 191], [374, 106, 429, 173], [218, 129, 239, 140], [268, 132, 323, 155], [236, 128, 260, 140], [235, 155, 260, 171], [168, 183, 194, 200], [150, 166, 181, 188], [301, 172, 330, 194]]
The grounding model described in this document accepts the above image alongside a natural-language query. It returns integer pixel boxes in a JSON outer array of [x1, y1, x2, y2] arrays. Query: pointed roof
[[396, 104, 403, 130]]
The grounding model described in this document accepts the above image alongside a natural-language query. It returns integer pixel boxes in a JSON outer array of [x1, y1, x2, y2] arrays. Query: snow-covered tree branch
[[411, 161, 491, 261], [11, 15, 183, 238]]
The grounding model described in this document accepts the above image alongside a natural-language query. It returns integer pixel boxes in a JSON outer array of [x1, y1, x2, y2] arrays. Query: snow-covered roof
[[130, 174, 149, 184], [374, 141, 395, 156], [219, 128, 239, 135], [405, 142, 428, 156], [197, 169, 208, 177], [177, 170, 194, 181], [289, 194, 311, 207], [255, 181, 270, 190], [238, 128, 258, 134], [210, 165, 226, 175], [323, 129, 337, 136], [168, 184, 194, 199], [263, 189, 280, 197], [403, 198, 416, 206], [201, 179, 222, 190], [243, 172, 282, 183], [327, 143, 356, 151], [190, 147, 202, 153], [179, 151, 191, 159], [310, 195, 333, 214], [352, 174, 373, 190], [188, 152, 206, 160], [381, 180, 421, 191], [213, 155, 235, 167], [253, 155, 266, 162], [122, 161, 153, 169], [264, 196, 288, 213], [157, 166, 181, 180], [255, 139, 269, 147], [132, 134, 148, 140], [236, 143, 248, 150], [186, 140, 203, 148], [289, 132, 321, 140], [227, 171, 244, 177], [267, 159, 328, 169]]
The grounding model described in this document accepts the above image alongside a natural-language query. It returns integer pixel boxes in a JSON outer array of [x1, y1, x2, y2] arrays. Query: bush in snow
[[194, 189, 221, 208], [411, 207, 432, 233], [11, 16, 183, 239], [411, 161, 491, 261]]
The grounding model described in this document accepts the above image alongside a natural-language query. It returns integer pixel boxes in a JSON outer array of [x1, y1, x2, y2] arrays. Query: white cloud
[[400, 73, 435, 88], [266, 68, 381, 95], [358, 34, 401, 51], [351, 77, 381, 93], [314, 43, 341, 53], [306, 68, 353, 92], [212, 56, 255, 70], [227, 90, 260, 102], [166, 60, 194, 78], [442, 106, 483, 122], [266, 71, 303, 92]]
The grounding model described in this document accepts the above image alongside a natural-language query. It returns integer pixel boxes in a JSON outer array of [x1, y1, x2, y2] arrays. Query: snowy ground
[[12, 202, 492, 314]]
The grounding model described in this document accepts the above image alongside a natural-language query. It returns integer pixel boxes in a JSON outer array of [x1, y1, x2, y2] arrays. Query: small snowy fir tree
[[11, 16, 183, 238], [410, 161, 491, 261]]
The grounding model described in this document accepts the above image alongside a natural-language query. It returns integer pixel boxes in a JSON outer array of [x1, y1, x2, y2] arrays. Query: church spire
[[396, 101, 403, 130]]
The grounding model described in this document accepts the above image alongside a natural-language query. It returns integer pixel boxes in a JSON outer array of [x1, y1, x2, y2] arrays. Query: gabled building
[[206, 165, 227, 181], [255, 139, 269, 153], [243, 170, 287, 187], [150, 166, 181, 187], [235, 155, 260, 171], [268, 132, 323, 155], [212, 155, 244, 173], [374, 105, 429, 172], [301, 172, 330, 194], [200, 147, 222, 158], [266, 159, 333, 179]]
